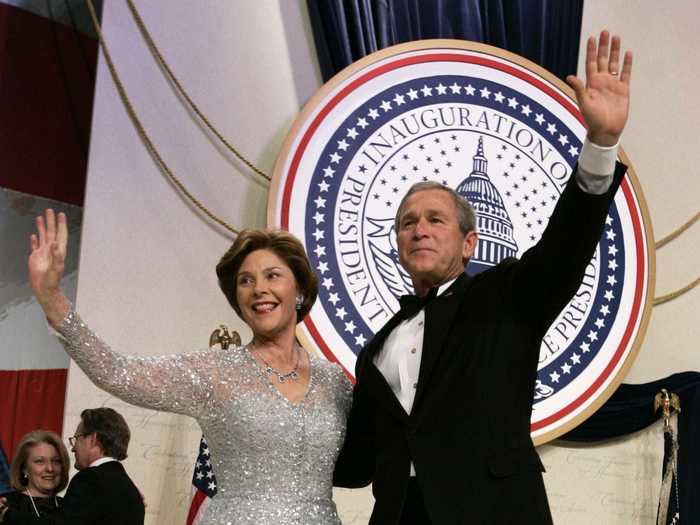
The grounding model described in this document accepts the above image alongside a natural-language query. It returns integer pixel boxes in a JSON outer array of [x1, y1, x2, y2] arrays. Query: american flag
[[186, 436, 217, 525]]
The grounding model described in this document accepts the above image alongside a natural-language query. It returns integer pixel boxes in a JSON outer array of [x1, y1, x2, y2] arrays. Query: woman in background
[[0, 431, 69, 523]]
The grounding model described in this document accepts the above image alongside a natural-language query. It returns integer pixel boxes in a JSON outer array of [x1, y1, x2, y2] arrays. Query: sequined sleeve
[[332, 363, 353, 418], [321, 360, 352, 418], [56, 310, 220, 416]]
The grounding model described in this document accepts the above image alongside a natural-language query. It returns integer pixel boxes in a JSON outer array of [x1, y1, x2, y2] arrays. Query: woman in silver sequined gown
[[28, 211, 352, 525]]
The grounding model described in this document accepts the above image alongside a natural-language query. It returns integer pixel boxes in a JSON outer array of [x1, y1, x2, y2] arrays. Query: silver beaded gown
[[57, 310, 353, 525]]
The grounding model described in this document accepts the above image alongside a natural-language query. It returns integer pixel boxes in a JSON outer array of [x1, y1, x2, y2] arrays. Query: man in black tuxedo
[[56, 407, 144, 525], [60, 407, 145, 524], [334, 31, 633, 524]]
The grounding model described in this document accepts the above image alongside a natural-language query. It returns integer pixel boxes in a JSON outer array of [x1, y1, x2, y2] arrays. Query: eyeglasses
[[68, 434, 85, 447]]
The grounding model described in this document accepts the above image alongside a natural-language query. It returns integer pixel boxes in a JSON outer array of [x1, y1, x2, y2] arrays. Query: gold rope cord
[[124, 0, 270, 182], [85, 0, 239, 235], [654, 277, 700, 306], [653, 211, 699, 305], [655, 211, 699, 249]]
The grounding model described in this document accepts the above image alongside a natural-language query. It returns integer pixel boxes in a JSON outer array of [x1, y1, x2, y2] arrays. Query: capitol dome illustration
[[456, 136, 518, 275]]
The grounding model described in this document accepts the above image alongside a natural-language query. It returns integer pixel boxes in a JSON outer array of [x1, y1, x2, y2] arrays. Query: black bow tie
[[398, 287, 438, 320]]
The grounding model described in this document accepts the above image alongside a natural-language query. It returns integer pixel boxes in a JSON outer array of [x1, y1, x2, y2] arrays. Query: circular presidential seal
[[268, 40, 654, 443]]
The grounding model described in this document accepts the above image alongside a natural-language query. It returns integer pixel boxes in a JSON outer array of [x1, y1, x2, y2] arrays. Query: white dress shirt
[[374, 278, 458, 416], [89, 456, 118, 468], [373, 138, 619, 476]]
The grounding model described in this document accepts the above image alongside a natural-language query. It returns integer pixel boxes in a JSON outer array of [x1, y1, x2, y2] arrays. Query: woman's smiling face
[[235, 249, 300, 340], [25, 442, 62, 496]]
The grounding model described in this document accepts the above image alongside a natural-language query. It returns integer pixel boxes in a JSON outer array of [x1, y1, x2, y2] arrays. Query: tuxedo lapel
[[359, 312, 409, 421], [365, 361, 409, 421], [412, 273, 470, 412], [364, 311, 403, 361]]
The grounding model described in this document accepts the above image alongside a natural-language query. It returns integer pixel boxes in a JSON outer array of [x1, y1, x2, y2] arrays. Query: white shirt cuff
[[575, 138, 619, 195]]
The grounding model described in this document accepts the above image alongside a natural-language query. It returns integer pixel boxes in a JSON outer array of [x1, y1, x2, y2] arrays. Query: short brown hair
[[216, 229, 318, 323], [80, 408, 130, 460], [10, 430, 70, 492], [395, 181, 476, 235]]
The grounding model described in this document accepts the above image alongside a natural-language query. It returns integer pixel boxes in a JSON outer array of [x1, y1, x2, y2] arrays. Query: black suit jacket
[[2, 492, 62, 524], [4, 461, 145, 525], [334, 163, 627, 524]]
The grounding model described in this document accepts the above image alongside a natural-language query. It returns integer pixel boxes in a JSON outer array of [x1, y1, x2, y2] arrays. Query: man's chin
[[409, 269, 445, 287], [403, 260, 436, 275]]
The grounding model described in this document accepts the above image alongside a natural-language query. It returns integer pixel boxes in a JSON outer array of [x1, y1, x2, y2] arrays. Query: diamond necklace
[[252, 343, 301, 383]]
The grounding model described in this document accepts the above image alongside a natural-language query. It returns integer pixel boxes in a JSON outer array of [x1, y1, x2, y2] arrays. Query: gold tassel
[[655, 389, 681, 525]]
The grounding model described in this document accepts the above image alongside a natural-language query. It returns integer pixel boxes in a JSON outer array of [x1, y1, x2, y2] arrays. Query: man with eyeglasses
[[0, 408, 143, 524]]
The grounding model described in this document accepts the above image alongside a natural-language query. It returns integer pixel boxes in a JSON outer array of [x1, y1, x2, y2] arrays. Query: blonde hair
[[10, 430, 70, 493]]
